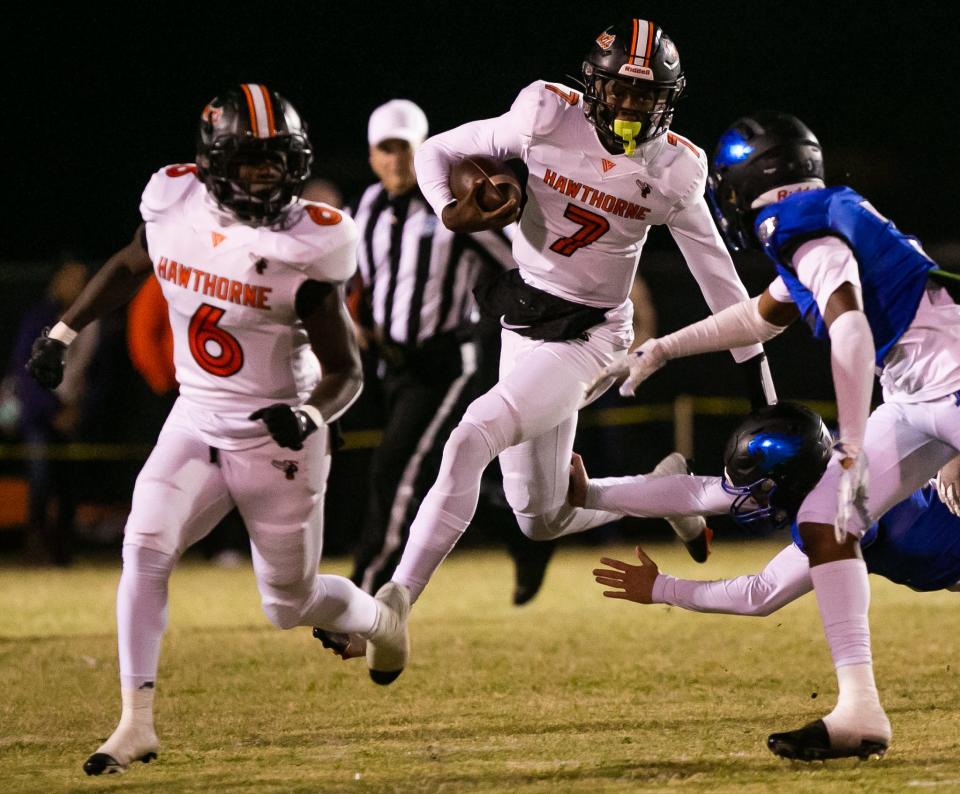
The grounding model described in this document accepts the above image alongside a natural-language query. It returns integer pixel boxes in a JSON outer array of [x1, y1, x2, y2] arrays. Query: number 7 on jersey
[[549, 203, 610, 257]]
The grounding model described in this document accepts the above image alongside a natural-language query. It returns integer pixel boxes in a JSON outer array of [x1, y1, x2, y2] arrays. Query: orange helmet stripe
[[629, 19, 639, 65], [258, 84, 276, 136], [241, 83, 276, 138], [644, 20, 655, 63], [240, 84, 260, 136]]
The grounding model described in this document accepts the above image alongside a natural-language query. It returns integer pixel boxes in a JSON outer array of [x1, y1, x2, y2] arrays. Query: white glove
[[835, 449, 869, 542], [936, 467, 960, 517], [585, 338, 667, 403]]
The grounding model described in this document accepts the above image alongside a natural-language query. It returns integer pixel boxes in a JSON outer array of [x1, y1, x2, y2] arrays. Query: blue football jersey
[[791, 486, 960, 592], [755, 186, 935, 365]]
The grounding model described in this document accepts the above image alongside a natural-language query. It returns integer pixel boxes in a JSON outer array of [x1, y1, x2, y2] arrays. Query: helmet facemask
[[196, 85, 314, 227], [583, 66, 684, 154], [199, 134, 311, 226]]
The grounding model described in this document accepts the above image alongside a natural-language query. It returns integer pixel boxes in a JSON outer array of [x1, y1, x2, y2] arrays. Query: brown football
[[449, 156, 521, 212]]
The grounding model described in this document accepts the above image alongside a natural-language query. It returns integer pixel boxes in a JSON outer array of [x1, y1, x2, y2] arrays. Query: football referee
[[349, 99, 554, 603]]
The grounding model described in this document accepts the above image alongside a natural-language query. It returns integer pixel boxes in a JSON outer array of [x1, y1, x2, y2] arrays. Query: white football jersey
[[415, 81, 763, 361], [140, 165, 357, 447]]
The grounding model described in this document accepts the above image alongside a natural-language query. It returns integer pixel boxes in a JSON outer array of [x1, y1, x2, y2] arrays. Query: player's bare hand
[[568, 452, 589, 507], [936, 455, 960, 517], [593, 546, 659, 604], [441, 180, 519, 233]]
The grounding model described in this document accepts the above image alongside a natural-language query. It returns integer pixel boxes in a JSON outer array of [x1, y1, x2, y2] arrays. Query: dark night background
[[2, 1, 959, 555], [4, 1, 960, 260]]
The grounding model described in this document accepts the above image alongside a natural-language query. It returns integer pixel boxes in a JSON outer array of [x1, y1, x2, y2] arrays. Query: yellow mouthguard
[[613, 119, 642, 156]]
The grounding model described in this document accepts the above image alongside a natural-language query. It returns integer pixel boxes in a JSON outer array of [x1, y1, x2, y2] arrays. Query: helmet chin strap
[[612, 119, 642, 156]]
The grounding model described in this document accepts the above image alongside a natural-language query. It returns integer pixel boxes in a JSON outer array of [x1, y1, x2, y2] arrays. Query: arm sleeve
[[585, 474, 732, 517], [654, 294, 787, 361], [792, 238, 874, 456], [650, 543, 813, 616], [668, 195, 766, 364], [414, 87, 537, 218]]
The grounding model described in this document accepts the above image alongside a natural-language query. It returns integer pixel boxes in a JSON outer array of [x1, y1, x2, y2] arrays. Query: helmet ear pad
[[196, 86, 314, 226]]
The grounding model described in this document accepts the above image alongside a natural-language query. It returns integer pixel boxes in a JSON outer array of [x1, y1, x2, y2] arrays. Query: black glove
[[26, 328, 68, 389], [249, 403, 318, 450]]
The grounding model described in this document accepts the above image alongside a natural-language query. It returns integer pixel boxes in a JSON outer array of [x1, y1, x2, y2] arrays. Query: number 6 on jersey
[[549, 203, 610, 257], [188, 303, 244, 377]]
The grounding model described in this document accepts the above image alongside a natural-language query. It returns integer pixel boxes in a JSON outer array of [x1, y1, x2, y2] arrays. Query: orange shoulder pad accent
[[666, 133, 700, 158], [165, 164, 198, 177], [306, 205, 342, 226], [545, 84, 579, 106]]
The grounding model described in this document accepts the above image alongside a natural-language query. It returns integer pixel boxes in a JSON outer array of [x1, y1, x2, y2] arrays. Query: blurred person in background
[[8, 259, 99, 566]]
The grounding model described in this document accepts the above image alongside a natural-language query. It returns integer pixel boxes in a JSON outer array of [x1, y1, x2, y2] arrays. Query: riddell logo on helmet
[[596, 32, 616, 49], [618, 64, 653, 80]]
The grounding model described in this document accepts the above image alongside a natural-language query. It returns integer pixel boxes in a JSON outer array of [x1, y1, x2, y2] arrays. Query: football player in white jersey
[[367, 20, 777, 680], [26, 85, 409, 776]]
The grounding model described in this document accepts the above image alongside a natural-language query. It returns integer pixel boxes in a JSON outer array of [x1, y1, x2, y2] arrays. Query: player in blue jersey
[[589, 113, 960, 760], [580, 404, 960, 612]]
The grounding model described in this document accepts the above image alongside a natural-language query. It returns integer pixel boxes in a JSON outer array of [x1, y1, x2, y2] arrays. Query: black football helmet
[[582, 19, 686, 155], [722, 402, 833, 530], [196, 84, 313, 226], [707, 112, 824, 252]]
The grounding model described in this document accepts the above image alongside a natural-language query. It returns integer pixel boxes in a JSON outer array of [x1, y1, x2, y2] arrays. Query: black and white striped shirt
[[353, 184, 515, 346]]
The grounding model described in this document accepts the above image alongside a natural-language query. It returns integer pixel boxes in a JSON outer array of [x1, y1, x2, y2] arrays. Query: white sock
[[117, 545, 175, 691], [300, 575, 379, 635], [810, 558, 890, 745], [119, 686, 156, 730], [391, 422, 494, 601], [95, 686, 158, 762], [392, 504, 469, 601]]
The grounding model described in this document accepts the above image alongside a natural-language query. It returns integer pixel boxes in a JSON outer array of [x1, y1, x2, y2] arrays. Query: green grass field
[[2, 540, 959, 792]]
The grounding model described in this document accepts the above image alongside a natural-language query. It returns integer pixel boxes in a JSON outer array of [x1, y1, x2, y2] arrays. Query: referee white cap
[[368, 99, 429, 150]]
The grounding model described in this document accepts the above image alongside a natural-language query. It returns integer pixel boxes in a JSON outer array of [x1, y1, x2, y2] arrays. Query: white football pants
[[117, 400, 379, 689], [393, 327, 629, 599]]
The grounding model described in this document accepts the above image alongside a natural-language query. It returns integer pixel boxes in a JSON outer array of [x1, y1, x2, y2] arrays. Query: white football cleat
[[650, 452, 712, 563], [83, 722, 159, 775], [366, 581, 411, 685]]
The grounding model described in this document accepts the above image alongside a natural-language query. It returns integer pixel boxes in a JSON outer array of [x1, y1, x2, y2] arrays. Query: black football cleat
[[767, 719, 888, 761], [313, 627, 366, 660], [313, 627, 350, 654], [682, 526, 713, 564], [83, 750, 157, 776], [512, 538, 557, 606]]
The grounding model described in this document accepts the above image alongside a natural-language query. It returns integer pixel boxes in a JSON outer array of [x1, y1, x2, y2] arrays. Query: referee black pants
[[350, 335, 473, 593]]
